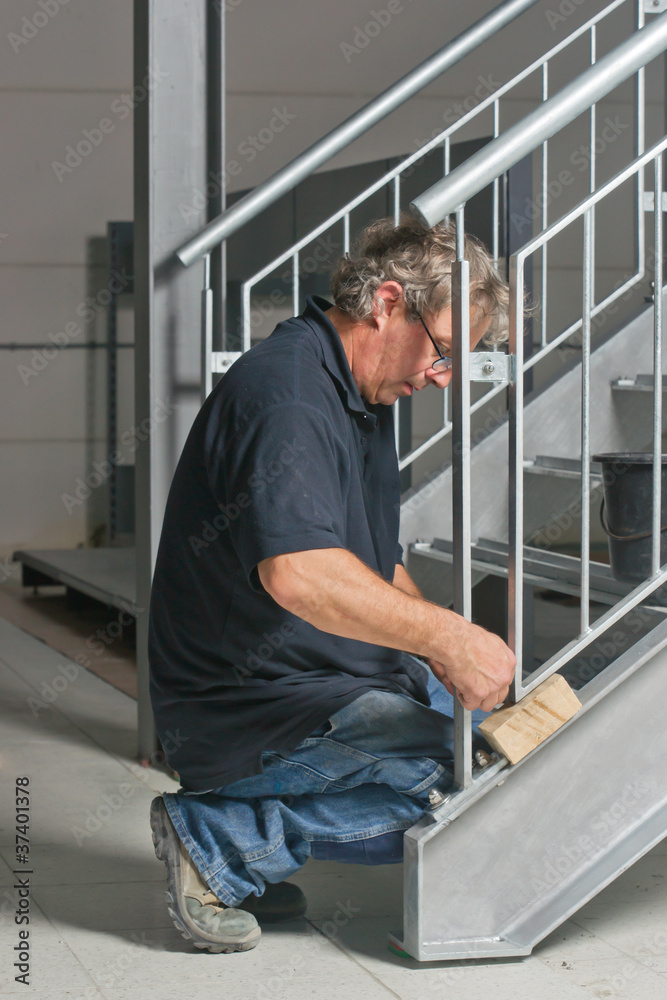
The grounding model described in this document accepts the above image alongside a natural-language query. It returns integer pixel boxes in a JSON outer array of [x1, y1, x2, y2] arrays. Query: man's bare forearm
[[392, 562, 423, 598], [261, 547, 459, 664], [258, 547, 515, 710]]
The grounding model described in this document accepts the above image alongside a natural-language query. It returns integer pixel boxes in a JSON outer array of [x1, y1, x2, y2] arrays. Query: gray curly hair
[[330, 216, 509, 345]]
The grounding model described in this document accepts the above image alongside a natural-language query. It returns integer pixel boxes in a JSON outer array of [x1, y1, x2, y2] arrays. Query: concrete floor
[[2, 614, 667, 999]]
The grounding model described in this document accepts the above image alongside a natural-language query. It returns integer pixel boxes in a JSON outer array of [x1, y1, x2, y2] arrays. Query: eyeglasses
[[419, 316, 452, 370]]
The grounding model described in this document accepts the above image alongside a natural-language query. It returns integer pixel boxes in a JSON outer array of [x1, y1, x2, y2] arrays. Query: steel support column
[[134, 0, 212, 760]]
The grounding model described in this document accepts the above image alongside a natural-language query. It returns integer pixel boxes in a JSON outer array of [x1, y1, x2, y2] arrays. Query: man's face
[[363, 295, 492, 406]]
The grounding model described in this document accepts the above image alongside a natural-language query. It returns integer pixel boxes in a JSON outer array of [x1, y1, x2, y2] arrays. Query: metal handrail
[[411, 11, 667, 225], [233, 0, 645, 474], [175, 0, 542, 267]]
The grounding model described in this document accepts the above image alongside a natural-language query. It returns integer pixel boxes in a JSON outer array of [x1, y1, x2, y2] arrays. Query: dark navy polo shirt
[[148, 295, 429, 789]]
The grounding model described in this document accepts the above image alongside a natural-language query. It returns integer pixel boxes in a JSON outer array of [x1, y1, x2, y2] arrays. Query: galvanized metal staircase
[[172, 0, 667, 962]]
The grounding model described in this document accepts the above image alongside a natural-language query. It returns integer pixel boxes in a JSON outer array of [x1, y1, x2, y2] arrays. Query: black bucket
[[592, 452, 667, 588]]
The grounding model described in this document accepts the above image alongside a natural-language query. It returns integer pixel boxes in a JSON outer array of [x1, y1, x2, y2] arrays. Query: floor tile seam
[[104, 752, 178, 794], [0, 625, 140, 767], [568, 915, 667, 977], [0, 994, 103, 999], [305, 917, 405, 997], [535, 926, 635, 965], [0, 617, 137, 711], [10, 890, 101, 991]]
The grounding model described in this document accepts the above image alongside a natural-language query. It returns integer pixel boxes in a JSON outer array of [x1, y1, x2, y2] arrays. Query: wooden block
[[478, 674, 582, 765]]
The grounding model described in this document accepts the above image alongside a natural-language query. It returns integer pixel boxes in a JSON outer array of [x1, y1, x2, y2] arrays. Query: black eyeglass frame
[[418, 315, 452, 370]]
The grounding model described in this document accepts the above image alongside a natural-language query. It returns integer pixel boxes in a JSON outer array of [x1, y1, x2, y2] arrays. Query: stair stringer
[[390, 620, 667, 961], [400, 296, 664, 569]]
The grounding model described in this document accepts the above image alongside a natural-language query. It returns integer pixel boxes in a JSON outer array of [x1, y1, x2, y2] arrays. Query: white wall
[[0, 0, 663, 559]]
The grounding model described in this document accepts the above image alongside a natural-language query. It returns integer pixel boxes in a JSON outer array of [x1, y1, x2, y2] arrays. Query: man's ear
[[373, 281, 404, 323]]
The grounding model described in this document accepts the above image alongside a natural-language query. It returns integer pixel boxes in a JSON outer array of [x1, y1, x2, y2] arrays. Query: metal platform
[[12, 547, 137, 615]]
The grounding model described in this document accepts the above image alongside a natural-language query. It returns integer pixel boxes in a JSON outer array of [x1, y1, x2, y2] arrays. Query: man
[[148, 217, 516, 954]]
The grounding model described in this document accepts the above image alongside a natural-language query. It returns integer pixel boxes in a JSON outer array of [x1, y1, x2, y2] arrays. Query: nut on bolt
[[475, 749, 494, 769], [482, 361, 495, 376], [428, 788, 450, 807]]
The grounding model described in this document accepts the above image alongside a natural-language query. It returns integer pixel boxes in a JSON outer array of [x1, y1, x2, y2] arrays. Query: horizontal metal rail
[[411, 11, 667, 225], [236, 0, 643, 470], [175, 0, 542, 266], [239, 0, 632, 295]]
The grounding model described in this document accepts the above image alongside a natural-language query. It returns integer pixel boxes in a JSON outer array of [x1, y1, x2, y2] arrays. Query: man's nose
[[426, 368, 453, 389]]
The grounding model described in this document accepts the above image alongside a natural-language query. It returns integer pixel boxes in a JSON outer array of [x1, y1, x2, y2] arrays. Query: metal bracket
[[643, 191, 667, 213], [645, 0, 667, 12], [469, 352, 515, 383], [211, 351, 242, 374]]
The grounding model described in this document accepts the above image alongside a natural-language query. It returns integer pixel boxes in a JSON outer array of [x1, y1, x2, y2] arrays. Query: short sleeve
[[205, 401, 348, 591]]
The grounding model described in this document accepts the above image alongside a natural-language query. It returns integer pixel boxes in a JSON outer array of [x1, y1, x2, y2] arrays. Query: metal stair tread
[[612, 373, 667, 391], [524, 455, 603, 481], [420, 537, 631, 603]]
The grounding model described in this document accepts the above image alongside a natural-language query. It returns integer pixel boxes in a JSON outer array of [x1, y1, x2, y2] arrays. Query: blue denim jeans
[[163, 660, 489, 906]]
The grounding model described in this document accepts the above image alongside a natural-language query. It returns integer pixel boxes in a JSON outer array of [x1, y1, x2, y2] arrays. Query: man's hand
[[427, 621, 516, 712]]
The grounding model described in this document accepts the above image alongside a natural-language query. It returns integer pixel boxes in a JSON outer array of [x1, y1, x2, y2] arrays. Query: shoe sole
[[149, 797, 261, 954]]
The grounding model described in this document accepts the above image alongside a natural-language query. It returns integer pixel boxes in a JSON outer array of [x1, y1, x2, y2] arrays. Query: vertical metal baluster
[[443, 138, 452, 429], [443, 136, 451, 227], [541, 64, 549, 348], [293, 251, 299, 315], [581, 211, 593, 634], [452, 207, 472, 790], [392, 179, 402, 450], [652, 154, 663, 575], [508, 253, 524, 702], [242, 281, 251, 353], [589, 26, 597, 309], [200, 253, 213, 404], [393, 398, 400, 454], [343, 213, 350, 254], [636, 1, 646, 280], [493, 99, 500, 266]]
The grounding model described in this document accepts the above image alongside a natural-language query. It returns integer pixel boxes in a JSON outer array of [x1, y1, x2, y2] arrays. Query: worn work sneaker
[[150, 796, 261, 954]]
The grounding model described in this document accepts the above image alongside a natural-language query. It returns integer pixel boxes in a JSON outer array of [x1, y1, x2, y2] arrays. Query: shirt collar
[[303, 295, 378, 426]]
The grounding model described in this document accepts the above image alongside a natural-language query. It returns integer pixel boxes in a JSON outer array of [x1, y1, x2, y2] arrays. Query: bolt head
[[482, 362, 495, 375]]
